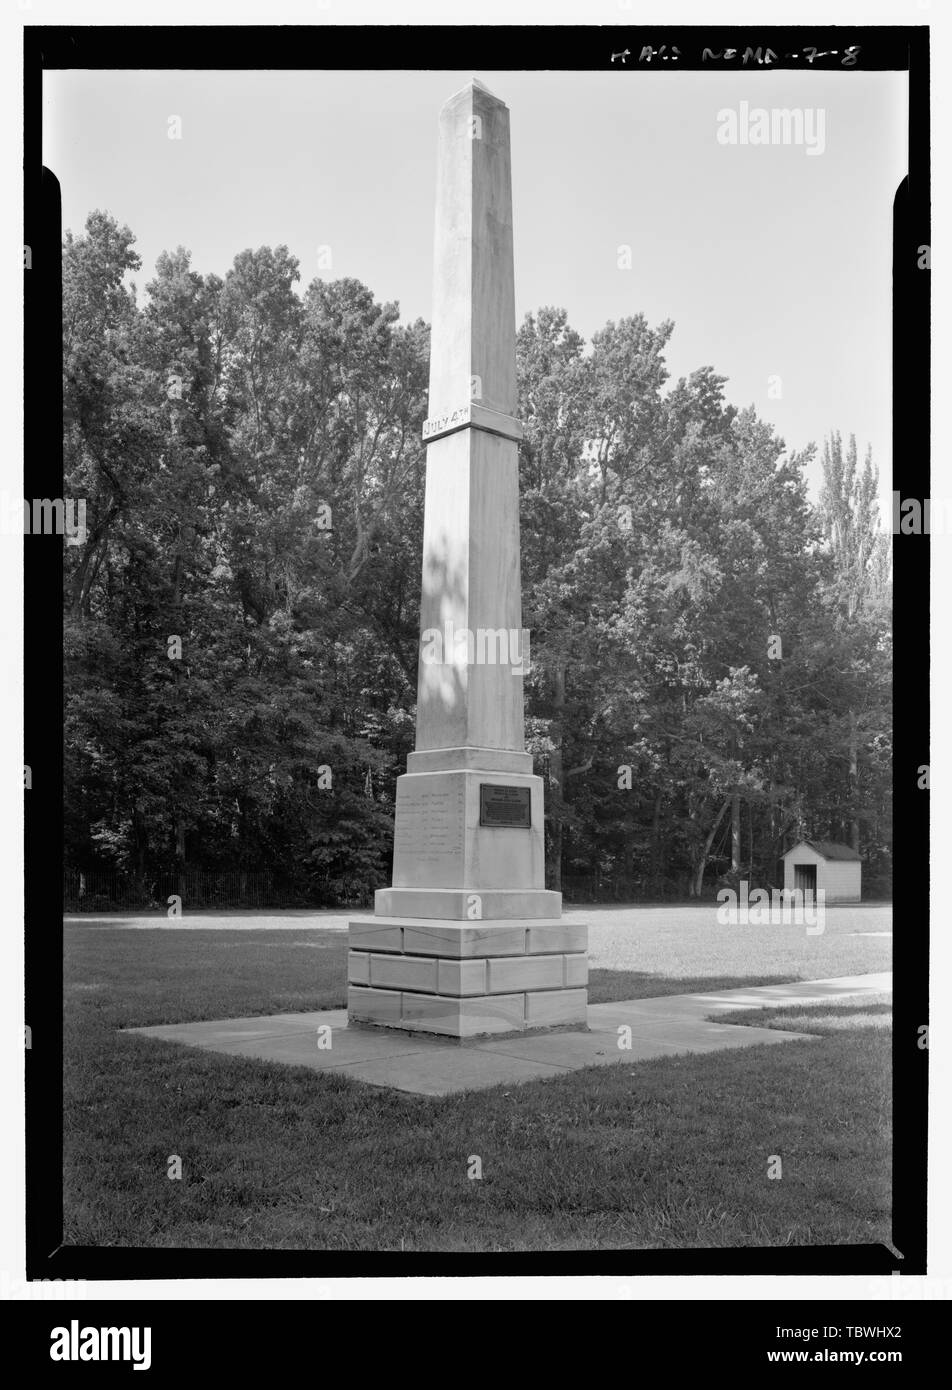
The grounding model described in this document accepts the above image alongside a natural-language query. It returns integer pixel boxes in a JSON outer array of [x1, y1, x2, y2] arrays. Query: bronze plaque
[[479, 784, 531, 829]]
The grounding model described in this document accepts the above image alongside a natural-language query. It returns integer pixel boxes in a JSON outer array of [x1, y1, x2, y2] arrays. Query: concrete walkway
[[125, 972, 890, 1097]]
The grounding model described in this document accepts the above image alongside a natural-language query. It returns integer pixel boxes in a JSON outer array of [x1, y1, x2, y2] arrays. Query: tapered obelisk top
[[427, 76, 519, 426], [442, 76, 500, 106]]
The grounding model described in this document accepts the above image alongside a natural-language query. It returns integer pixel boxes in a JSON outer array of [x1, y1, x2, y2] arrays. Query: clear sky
[[44, 67, 907, 516]]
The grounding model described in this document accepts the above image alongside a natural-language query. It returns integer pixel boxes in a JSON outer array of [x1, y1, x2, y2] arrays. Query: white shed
[[781, 840, 862, 902]]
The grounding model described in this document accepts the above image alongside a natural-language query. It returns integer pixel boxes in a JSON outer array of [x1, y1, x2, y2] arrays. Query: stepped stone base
[[347, 915, 588, 1038]]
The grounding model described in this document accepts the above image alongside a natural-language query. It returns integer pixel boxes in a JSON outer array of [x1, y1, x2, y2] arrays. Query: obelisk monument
[[347, 79, 588, 1038]]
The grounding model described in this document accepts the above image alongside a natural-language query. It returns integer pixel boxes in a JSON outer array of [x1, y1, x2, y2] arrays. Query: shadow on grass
[[587, 969, 802, 1005]]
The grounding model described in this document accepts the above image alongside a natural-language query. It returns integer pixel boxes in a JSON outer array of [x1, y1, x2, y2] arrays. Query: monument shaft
[[347, 81, 588, 1038], [418, 80, 524, 757]]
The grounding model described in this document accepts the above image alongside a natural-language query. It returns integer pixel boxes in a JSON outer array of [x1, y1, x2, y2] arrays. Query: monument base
[[347, 915, 588, 1039], [375, 887, 562, 919], [348, 1016, 589, 1045]]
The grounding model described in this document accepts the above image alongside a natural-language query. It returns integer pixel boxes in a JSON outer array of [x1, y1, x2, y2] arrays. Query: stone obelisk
[[347, 79, 588, 1038]]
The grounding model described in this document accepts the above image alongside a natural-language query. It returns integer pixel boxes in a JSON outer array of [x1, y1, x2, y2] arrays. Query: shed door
[[794, 864, 817, 894]]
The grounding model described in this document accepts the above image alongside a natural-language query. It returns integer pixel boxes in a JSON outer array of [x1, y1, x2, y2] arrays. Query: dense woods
[[63, 212, 891, 906]]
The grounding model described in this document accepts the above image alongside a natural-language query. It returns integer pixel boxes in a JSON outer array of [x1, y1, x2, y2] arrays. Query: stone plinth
[[347, 917, 588, 1038]]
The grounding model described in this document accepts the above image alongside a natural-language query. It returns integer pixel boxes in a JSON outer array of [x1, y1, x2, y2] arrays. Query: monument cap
[[442, 76, 504, 108]]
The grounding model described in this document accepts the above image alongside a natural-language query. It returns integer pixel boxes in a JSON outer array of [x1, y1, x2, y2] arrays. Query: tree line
[[63, 212, 892, 905]]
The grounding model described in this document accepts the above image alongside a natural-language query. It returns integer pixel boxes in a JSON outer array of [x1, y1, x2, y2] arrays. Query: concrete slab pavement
[[124, 972, 889, 1096]]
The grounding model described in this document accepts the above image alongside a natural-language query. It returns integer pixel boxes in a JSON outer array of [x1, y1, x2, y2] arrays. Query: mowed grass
[[717, 995, 893, 1034], [63, 910, 892, 1252]]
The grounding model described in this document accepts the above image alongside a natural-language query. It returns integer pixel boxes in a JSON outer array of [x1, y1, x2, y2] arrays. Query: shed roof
[[784, 840, 862, 862]]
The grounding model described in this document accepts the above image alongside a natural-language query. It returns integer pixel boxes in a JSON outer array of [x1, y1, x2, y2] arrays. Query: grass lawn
[[63, 910, 892, 1252], [716, 994, 893, 1034]]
